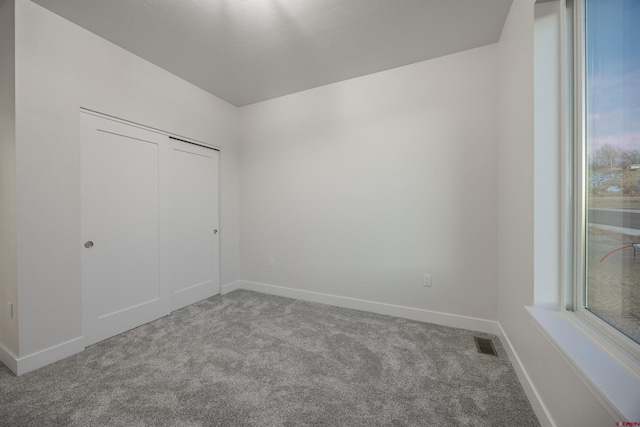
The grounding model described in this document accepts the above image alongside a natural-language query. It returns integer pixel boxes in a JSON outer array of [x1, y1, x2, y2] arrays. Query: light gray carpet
[[0, 290, 540, 426]]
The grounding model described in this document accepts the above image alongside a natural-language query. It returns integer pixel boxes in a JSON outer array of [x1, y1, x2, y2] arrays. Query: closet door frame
[[80, 109, 221, 347]]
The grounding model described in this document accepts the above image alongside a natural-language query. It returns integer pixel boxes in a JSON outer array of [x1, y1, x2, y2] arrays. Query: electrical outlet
[[423, 274, 432, 287], [269, 258, 276, 268]]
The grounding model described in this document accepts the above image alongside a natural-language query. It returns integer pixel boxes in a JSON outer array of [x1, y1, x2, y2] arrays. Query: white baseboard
[[0, 341, 18, 374], [15, 336, 85, 376], [237, 280, 501, 335], [236, 280, 553, 427], [221, 280, 242, 295], [496, 322, 555, 427], [3, 280, 240, 376]]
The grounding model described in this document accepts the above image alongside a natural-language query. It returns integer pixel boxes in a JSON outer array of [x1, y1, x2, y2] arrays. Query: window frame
[[527, 1, 640, 420], [570, 0, 640, 369]]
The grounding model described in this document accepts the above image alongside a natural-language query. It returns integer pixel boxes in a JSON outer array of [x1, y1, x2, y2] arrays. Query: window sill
[[526, 306, 640, 421]]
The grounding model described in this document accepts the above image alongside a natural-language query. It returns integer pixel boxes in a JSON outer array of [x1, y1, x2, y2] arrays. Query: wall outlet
[[423, 274, 432, 287], [269, 258, 276, 268]]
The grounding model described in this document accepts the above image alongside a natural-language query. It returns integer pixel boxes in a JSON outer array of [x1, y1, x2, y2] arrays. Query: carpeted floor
[[0, 290, 540, 426]]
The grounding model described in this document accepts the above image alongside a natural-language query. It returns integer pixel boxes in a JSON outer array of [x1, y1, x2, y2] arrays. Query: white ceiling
[[30, 0, 513, 107]]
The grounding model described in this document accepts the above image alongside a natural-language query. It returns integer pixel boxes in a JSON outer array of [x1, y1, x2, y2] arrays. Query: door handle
[[84, 241, 94, 249], [213, 229, 218, 235]]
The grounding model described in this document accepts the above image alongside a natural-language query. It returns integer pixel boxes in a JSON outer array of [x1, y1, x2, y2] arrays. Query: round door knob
[[213, 229, 218, 235], [84, 241, 94, 249]]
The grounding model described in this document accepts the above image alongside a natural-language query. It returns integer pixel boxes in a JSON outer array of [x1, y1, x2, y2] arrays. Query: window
[[526, 1, 640, 418], [576, 0, 640, 354]]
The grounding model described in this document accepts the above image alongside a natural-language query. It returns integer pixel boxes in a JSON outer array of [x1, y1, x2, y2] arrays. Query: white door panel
[[81, 113, 168, 347], [168, 142, 219, 311]]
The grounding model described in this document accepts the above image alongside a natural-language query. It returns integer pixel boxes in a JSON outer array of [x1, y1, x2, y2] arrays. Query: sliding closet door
[[167, 139, 219, 311], [81, 113, 169, 347]]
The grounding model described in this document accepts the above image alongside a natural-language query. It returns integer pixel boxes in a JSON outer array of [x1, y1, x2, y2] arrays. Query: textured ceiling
[[30, 0, 513, 106]]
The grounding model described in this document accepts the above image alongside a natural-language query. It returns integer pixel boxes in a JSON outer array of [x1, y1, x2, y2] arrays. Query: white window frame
[[570, 0, 640, 370], [529, 1, 640, 421]]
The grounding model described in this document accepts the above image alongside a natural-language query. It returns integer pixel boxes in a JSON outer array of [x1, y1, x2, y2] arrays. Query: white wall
[[12, 0, 239, 364], [0, 0, 18, 363], [496, 1, 614, 425], [239, 45, 499, 321]]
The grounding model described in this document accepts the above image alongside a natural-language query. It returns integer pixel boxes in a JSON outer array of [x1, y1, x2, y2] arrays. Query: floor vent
[[474, 337, 498, 356]]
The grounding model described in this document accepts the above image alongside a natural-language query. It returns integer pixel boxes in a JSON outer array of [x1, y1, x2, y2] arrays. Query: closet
[[80, 111, 219, 346]]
